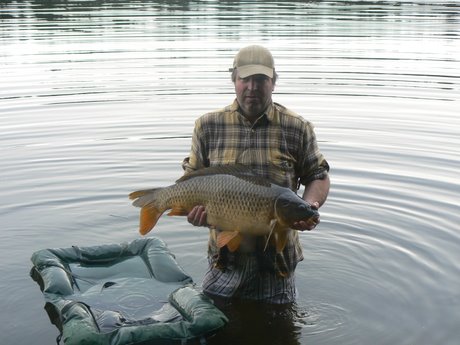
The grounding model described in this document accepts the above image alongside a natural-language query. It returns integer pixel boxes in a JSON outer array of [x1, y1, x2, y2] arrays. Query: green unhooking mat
[[30, 237, 228, 345]]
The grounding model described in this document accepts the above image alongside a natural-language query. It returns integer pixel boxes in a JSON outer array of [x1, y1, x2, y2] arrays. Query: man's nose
[[247, 77, 258, 90]]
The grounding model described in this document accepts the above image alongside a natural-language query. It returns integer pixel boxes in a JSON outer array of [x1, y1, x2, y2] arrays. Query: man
[[182, 45, 330, 304]]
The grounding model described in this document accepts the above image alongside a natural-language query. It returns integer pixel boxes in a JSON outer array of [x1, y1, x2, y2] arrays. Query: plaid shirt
[[183, 99, 329, 303]]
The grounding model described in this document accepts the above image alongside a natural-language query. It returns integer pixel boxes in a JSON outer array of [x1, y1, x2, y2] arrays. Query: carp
[[129, 165, 319, 255]]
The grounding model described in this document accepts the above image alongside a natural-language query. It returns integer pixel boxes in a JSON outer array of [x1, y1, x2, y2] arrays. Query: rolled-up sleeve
[[298, 121, 329, 185]]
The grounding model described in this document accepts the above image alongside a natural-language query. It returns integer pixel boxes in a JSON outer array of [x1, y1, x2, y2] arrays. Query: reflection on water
[[1, 1, 460, 345], [3, 0, 460, 39], [208, 298, 304, 345]]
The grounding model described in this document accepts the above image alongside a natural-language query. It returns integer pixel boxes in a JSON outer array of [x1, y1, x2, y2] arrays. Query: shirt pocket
[[269, 153, 298, 190]]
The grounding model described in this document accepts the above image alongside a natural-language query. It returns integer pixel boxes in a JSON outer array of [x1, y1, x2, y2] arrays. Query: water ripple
[[1, 1, 460, 345]]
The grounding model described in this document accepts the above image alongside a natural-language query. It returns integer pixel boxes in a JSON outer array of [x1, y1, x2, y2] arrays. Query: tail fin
[[129, 189, 164, 235]]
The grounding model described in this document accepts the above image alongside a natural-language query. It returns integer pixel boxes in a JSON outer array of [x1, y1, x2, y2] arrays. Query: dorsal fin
[[176, 164, 272, 187]]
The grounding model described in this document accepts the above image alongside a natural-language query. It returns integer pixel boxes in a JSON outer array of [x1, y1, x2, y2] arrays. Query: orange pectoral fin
[[217, 231, 242, 252], [139, 206, 163, 235], [275, 230, 289, 253], [264, 220, 289, 253]]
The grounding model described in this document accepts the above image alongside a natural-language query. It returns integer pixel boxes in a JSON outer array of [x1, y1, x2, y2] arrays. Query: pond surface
[[1, 1, 459, 344]]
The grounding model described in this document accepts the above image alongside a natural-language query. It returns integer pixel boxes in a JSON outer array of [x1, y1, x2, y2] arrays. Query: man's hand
[[187, 205, 208, 227], [291, 202, 320, 231]]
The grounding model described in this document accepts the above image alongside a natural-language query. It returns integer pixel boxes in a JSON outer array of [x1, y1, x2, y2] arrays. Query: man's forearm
[[302, 175, 330, 208]]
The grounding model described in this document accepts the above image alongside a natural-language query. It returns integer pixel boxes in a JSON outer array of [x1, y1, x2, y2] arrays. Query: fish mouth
[[296, 204, 319, 219]]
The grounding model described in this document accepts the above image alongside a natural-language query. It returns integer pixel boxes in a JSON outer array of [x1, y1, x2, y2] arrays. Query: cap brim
[[237, 65, 273, 78]]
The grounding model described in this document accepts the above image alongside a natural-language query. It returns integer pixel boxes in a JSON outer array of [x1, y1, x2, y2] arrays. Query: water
[[1, 1, 459, 344]]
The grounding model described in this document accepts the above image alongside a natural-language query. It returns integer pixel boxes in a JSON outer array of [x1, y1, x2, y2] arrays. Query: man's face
[[234, 71, 274, 120]]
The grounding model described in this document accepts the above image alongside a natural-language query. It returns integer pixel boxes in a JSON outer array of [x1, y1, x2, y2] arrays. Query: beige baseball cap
[[232, 45, 274, 78]]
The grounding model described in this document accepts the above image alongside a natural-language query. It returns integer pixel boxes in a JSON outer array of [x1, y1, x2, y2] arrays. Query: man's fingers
[[198, 207, 207, 226], [292, 216, 320, 231], [188, 205, 207, 226], [187, 206, 198, 223]]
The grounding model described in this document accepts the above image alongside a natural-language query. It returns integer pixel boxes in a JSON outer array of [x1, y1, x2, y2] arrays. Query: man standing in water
[[183, 45, 330, 305]]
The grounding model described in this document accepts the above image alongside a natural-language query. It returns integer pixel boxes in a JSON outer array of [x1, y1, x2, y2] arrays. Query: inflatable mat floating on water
[[30, 237, 228, 345]]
